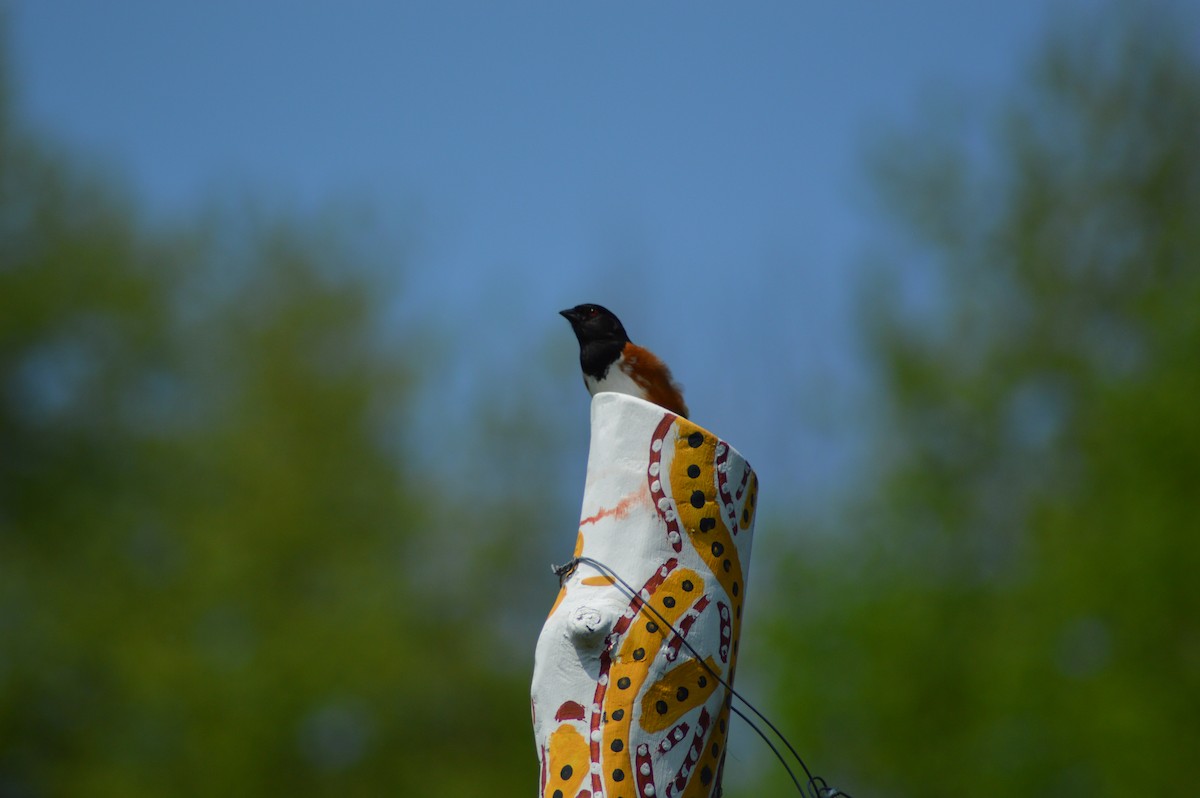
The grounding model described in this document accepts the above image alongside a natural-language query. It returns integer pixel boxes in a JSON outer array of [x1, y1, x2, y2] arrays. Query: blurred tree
[[0, 40, 537, 798], [758, 7, 1200, 798]]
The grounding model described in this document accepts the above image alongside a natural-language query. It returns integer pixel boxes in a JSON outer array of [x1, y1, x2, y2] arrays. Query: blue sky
[[8, 1, 1084, 505]]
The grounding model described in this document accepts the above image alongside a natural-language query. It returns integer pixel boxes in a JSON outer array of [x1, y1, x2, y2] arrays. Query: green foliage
[[0, 59, 536, 797], [759, 9, 1200, 798]]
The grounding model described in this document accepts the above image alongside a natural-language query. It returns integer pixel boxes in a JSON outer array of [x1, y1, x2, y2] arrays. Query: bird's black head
[[559, 303, 631, 379], [559, 303, 630, 346]]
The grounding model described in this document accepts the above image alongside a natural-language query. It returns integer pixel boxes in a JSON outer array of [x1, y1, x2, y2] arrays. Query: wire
[[569, 555, 854, 798], [727, 702, 808, 795]]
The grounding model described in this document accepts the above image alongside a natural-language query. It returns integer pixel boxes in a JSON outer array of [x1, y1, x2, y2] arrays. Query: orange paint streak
[[546, 586, 567, 620], [578, 484, 648, 528]]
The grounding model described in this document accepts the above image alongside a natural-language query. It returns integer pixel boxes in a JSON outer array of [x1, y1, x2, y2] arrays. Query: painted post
[[532, 392, 759, 798]]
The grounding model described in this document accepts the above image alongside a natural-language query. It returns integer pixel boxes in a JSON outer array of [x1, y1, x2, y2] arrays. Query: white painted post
[[532, 393, 759, 798]]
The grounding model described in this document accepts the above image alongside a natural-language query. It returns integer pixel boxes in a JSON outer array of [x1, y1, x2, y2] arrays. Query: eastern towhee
[[560, 303, 689, 419]]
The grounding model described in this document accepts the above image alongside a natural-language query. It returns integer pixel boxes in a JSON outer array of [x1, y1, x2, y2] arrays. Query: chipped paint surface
[[532, 393, 758, 798]]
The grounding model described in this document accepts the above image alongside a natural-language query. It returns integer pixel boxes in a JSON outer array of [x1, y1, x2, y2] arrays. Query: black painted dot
[[690, 490, 706, 509], [687, 464, 701, 478], [676, 686, 689, 702], [732, 582, 739, 597], [663, 596, 676, 608], [700, 765, 713, 785], [711, 541, 724, 557], [736, 605, 742, 619], [553, 790, 563, 798], [742, 508, 750, 523], [655, 700, 669, 714], [688, 431, 704, 448], [646, 621, 658, 633], [682, 579, 694, 592], [633, 647, 646, 661], [723, 558, 732, 573], [612, 708, 625, 721], [560, 765, 573, 780], [719, 718, 727, 733], [711, 743, 720, 757], [611, 739, 624, 753], [698, 675, 708, 688], [699, 517, 716, 532], [613, 768, 625, 782], [617, 676, 631, 689]]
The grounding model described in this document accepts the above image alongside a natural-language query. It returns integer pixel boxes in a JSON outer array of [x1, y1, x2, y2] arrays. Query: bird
[[560, 303, 689, 418]]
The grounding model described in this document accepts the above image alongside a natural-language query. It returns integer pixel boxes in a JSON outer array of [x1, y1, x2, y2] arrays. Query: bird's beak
[[559, 308, 578, 323]]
